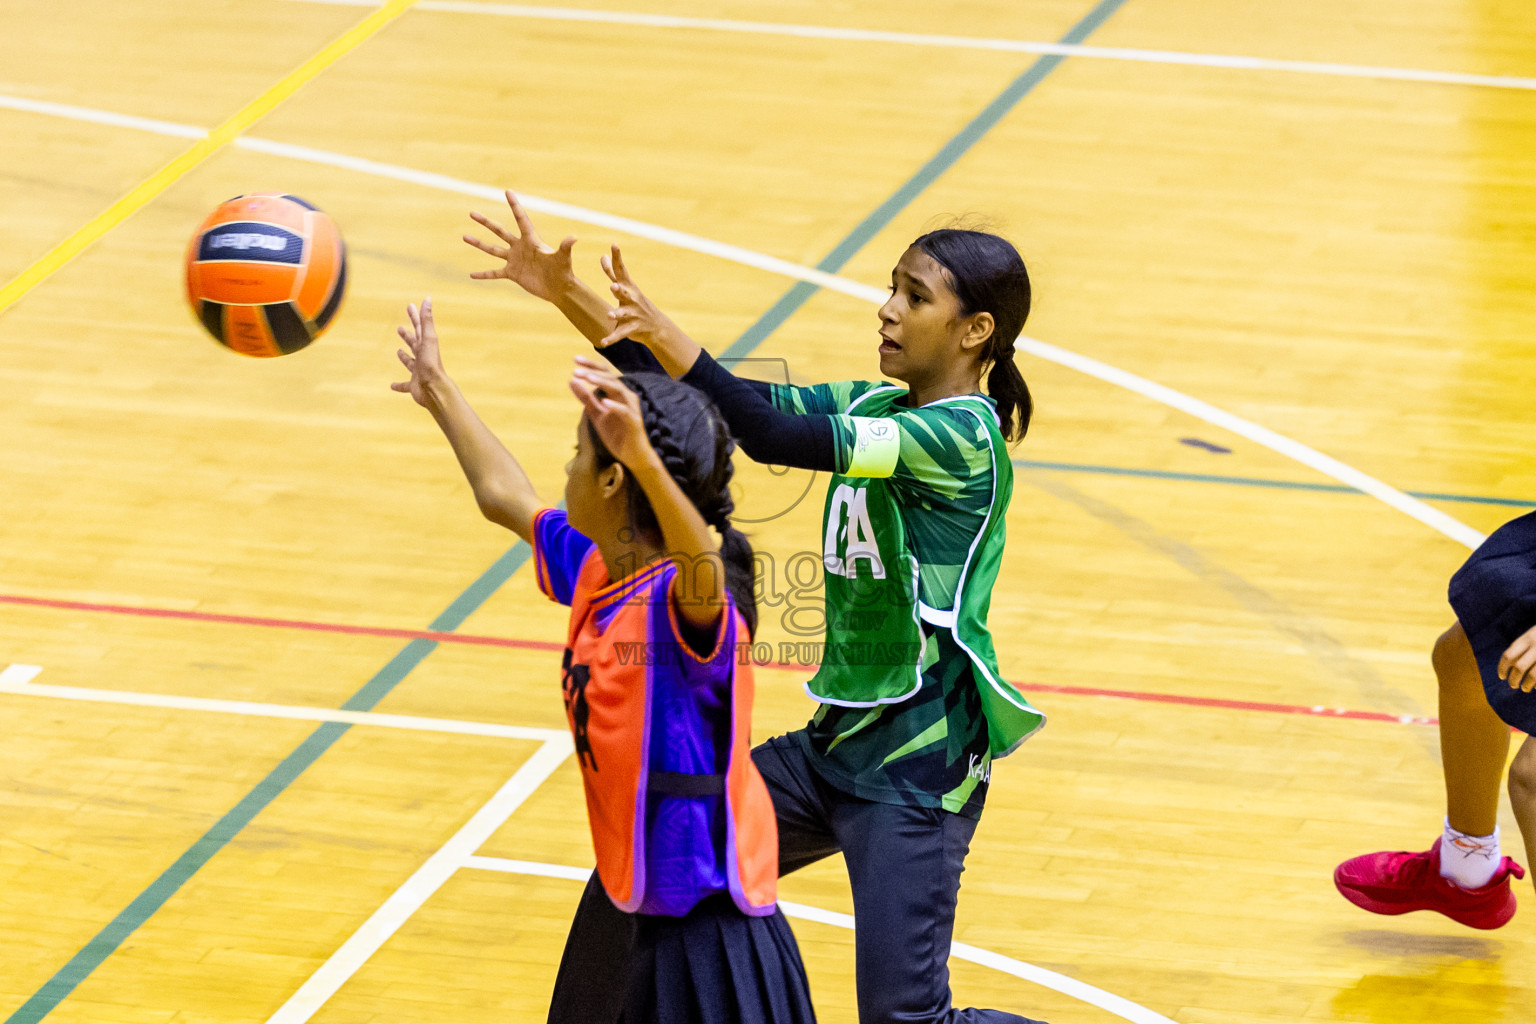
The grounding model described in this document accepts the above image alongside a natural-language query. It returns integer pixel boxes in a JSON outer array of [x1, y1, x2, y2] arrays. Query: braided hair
[[585, 372, 758, 638], [913, 228, 1034, 443]]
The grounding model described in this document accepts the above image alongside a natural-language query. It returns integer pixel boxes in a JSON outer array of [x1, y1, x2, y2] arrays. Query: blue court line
[[1014, 459, 1536, 508], [5, 547, 532, 1024], [7, 3, 1130, 1019]]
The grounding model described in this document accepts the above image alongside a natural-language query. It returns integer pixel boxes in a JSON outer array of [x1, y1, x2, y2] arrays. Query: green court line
[[1410, 490, 1536, 508], [7, 2, 1130, 1018], [5, 549, 531, 1024], [1014, 459, 1536, 508], [720, 0, 1132, 363], [4, 723, 350, 1024]]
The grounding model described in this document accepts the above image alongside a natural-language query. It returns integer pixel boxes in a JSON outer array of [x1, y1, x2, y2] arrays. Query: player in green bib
[[466, 193, 1049, 1024], [747, 376, 1043, 819]]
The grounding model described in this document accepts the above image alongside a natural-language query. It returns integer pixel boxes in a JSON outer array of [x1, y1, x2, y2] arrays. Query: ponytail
[[984, 343, 1032, 443]]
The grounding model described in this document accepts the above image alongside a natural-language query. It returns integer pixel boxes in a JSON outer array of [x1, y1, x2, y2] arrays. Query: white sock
[[1440, 819, 1502, 889]]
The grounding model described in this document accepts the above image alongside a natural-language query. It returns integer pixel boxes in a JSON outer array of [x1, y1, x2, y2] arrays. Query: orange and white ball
[[184, 193, 347, 357]]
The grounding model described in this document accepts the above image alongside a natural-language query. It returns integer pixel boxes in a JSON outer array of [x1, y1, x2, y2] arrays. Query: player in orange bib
[[390, 297, 816, 1024]]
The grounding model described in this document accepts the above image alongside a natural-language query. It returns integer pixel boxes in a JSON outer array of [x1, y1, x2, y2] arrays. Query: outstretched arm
[[462, 190, 613, 346], [597, 246, 702, 376], [463, 190, 664, 375], [391, 299, 542, 541], [568, 360, 726, 633], [592, 247, 839, 471], [678, 352, 839, 472]]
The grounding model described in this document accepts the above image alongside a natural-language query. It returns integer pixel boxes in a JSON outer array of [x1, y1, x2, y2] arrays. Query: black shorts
[[1449, 510, 1536, 733]]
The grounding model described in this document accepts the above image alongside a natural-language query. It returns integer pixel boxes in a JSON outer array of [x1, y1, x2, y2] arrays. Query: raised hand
[[598, 245, 689, 351], [1501, 624, 1536, 693], [464, 190, 577, 302], [569, 356, 652, 469], [390, 298, 447, 408]]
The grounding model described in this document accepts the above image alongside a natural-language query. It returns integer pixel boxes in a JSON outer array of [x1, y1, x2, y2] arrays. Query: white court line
[[0, 95, 209, 138], [0, 667, 568, 742], [281, 0, 1536, 93], [0, 94, 1485, 549], [465, 856, 1183, 1024], [264, 738, 573, 1024], [0, 663, 44, 686], [464, 854, 588, 880], [1, 661, 1182, 1021], [1020, 339, 1488, 549], [233, 137, 882, 304]]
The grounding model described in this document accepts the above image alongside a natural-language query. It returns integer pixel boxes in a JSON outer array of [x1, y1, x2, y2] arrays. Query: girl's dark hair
[[912, 228, 1033, 443], [586, 372, 757, 638]]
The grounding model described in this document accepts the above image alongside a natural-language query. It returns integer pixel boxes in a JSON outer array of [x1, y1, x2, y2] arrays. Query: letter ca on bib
[[823, 483, 885, 579]]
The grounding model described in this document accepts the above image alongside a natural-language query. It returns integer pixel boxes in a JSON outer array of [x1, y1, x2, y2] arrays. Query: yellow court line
[[0, 0, 419, 316]]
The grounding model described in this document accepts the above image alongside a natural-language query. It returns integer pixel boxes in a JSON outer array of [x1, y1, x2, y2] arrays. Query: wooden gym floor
[[2, 1, 1535, 1022]]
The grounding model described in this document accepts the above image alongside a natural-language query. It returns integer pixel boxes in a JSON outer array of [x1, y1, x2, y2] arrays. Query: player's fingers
[[610, 245, 631, 284], [396, 348, 414, 368], [568, 375, 602, 413], [575, 359, 623, 384], [506, 190, 539, 241], [571, 365, 605, 388], [390, 381, 411, 393], [573, 366, 623, 394], [596, 328, 627, 348], [473, 211, 516, 244], [1499, 639, 1525, 680], [600, 253, 617, 283], [1515, 651, 1536, 691], [557, 236, 577, 260], [462, 235, 509, 259], [576, 367, 634, 411], [470, 210, 514, 243], [1505, 650, 1526, 687], [612, 388, 641, 418]]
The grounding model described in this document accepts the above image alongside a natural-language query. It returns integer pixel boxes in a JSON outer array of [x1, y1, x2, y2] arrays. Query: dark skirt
[[548, 875, 816, 1024], [1448, 510, 1536, 733], [621, 893, 817, 1024]]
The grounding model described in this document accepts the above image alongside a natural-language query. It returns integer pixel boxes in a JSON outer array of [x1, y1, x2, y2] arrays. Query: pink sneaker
[[1334, 839, 1525, 929]]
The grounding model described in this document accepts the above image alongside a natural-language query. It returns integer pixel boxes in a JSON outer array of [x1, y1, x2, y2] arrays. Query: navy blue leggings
[[548, 732, 1048, 1024]]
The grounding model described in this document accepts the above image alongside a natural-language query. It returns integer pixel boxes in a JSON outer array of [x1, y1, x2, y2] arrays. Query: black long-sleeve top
[[600, 340, 841, 473]]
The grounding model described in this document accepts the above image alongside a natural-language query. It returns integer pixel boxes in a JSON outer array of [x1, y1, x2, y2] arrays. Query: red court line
[[0, 593, 564, 653], [1, 591, 1442, 727], [1010, 681, 1439, 727]]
